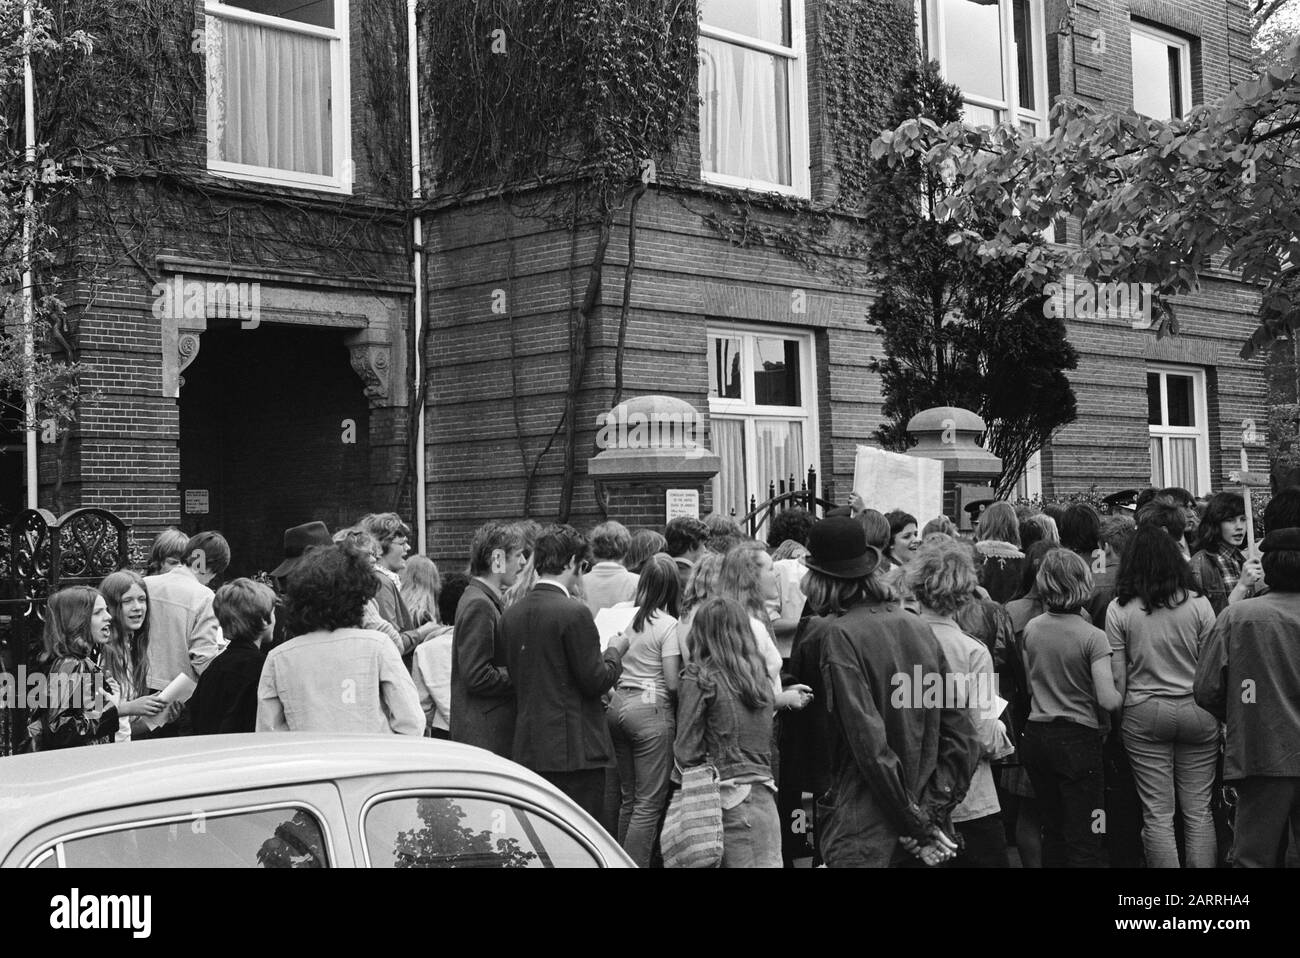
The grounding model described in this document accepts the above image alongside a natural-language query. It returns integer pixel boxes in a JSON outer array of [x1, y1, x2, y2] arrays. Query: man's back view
[[142, 531, 229, 736]]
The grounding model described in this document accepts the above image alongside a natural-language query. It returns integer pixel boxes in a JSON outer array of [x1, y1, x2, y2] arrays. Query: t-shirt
[[1024, 611, 1111, 729], [616, 607, 680, 700], [1105, 595, 1215, 706], [770, 558, 808, 658], [749, 616, 784, 700], [413, 630, 454, 731]]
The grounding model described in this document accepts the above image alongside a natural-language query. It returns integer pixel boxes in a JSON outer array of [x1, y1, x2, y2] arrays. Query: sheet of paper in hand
[[593, 606, 638, 652], [852, 445, 944, 526]]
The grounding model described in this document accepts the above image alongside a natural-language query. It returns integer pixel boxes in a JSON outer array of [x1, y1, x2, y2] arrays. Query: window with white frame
[[1130, 22, 1192, 120], [1147, 365, 1210, 495], [205, 1, 351, 192], [698, 0, 810, 196], [922, 0, 1049, 135], [707, 325, 818, 519]]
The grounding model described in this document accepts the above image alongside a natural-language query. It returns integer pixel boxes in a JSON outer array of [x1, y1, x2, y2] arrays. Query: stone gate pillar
[[587, 395, 720, 528]]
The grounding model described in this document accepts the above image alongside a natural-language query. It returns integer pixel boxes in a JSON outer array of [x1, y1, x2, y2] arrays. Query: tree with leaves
[[1, 0, 95, 513], [864, 60, 1078, 497]]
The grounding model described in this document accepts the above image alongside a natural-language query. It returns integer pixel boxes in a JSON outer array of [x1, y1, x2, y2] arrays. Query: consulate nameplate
[[665, 489, 700, 521], [184, 489, 210, 514]]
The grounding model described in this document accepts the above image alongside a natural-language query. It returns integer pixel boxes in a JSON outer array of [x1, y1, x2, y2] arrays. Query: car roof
[[0, 735, 558, 840]]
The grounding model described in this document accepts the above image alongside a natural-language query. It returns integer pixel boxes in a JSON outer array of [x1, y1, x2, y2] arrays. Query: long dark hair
[[42, 586, 101, 663], [1115, 526, 1199, 612], [632, 553, 680, 633], [99, 570, 151, 696], [1012, 541, 1054, 601], [1193, 492, 1245, 554], [687, 597, 772, 710]]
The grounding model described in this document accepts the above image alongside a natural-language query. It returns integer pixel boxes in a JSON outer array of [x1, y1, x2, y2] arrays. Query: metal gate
[[0, 507, 129, 756]]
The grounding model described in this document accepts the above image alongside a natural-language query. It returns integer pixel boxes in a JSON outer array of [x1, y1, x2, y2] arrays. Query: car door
[[11, 783, 352, 868], [337, 773, 625, 868]]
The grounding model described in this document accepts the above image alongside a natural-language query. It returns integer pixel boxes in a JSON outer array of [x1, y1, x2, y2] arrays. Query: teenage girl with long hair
[[37, 587, 119, 749], [607, 554, 683, 867], [98, 570, 168, 741], [673, 596, 781, 867], [401, 555, 442, 626]]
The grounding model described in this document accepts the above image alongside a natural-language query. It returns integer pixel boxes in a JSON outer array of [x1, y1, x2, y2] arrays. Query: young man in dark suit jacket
[[503, 525, 630, 821], [449, 521, 528, 757]]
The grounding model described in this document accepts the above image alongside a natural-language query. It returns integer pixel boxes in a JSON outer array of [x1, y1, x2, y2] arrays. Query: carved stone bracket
[[345, 332, 394, 406], [177, 333, 202, 390]]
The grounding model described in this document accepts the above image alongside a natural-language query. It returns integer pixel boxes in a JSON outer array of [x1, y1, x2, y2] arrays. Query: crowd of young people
[[18, 483, 1300, 868]]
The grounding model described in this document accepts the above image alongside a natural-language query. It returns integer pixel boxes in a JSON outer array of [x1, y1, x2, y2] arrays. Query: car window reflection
[[58, 807, 329, 868], [365, 796, 598, 868]]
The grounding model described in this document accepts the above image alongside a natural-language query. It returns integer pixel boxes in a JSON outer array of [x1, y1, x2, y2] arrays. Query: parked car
[[0, 735, 634, 868]]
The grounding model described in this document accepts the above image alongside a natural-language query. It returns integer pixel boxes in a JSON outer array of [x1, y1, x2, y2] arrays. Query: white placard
[[852, 446, 944, 526], [665, 489, 700, 521], [593, 606, 638, 653], [184, 489, 209, 514]]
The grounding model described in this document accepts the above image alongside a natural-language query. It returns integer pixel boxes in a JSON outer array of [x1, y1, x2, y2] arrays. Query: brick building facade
[[22, 0, 1270, 574]]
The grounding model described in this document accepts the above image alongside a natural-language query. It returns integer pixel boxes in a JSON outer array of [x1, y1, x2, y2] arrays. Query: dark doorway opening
[[179, 325, 370, 580]]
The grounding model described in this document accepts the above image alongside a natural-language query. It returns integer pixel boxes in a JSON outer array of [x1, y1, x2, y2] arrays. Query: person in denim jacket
[[674, 597, 787, 868], [805, 517, 980, 868]]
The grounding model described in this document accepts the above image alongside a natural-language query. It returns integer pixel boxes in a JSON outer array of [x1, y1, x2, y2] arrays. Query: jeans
[[722, 785, 782, 868], [608, 688, 675, 868], [1121, 695, 1219, 868], [1232, 777, 1300, 868], [1022, 720, 1107, 868]]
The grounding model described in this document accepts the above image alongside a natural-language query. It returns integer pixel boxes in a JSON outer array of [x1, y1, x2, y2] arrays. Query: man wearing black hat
[[267, 521, 333, 650], [802, 516, 980, 867], [1195, 525, 1300, 867]]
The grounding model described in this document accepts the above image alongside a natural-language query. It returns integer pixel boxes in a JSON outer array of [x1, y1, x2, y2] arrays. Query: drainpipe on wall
[[407, 0, 427, 552], [22, 0, 38, 509]]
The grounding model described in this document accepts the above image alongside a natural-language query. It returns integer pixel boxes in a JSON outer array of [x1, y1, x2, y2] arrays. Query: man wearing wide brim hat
[[796, 516, 980, 868], [271, 521, 333, 581], [268, 521, 332, 649]]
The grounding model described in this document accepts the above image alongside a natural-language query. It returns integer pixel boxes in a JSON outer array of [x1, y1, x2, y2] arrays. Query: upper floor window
[[205, 1, 352, 193], [699, 0, 810, 197], [923, 0, 1049, 135], [1130, 22, 1192, 119]]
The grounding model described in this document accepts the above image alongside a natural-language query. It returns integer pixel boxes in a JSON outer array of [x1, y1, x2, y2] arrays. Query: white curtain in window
[[699, 37, 790, 185], [1167, 437, 1198, 491], [207, 16, 333, 176], [755, 420, 804, 496], [1149, 437, 1164, 486], [712, 418, 747, 518]]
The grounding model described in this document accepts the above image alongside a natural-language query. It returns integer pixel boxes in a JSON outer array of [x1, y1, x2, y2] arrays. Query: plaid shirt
[[1211, 543, 1245, 594]]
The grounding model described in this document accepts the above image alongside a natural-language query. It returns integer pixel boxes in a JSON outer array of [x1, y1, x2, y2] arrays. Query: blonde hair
[[977, 501, 1021, 547], [681, 551, 725, 617], [906, 539, 978, 616], [401, 555, 442, 625], [1037, 548, 1093, 613]]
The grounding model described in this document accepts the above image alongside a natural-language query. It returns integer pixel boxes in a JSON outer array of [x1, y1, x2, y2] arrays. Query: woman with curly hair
[[256, 545, 424, 735]]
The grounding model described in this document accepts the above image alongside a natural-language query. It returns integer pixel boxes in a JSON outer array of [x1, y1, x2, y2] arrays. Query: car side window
[[51, 807, 329, 868], [364, 796, 599, 868]]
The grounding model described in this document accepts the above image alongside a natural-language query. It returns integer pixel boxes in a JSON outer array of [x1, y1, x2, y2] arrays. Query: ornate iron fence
[[730, 467, 839, 540], [1, 508, 129, 756]]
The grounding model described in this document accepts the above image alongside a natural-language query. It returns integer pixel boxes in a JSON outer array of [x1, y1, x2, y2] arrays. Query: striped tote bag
[[661, 764, 723, 868]]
